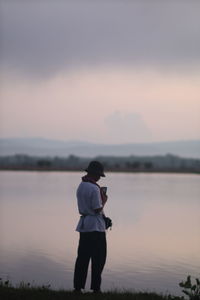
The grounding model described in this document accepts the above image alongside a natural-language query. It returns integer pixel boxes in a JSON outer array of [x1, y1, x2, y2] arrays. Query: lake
[[0, 171, 199, 295]]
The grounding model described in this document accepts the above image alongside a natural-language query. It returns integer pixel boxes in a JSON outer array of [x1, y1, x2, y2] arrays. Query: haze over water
[[0, 171, 199, 295]]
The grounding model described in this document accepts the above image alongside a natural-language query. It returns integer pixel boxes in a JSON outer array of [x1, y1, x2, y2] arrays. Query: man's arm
[[94, 194, 108, 214]]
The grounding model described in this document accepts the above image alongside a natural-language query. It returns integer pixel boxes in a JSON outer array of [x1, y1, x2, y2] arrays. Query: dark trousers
[[73, 231, 107, 291]]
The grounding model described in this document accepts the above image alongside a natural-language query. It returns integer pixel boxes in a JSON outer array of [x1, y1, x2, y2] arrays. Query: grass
[[0, 280, 184, 300]]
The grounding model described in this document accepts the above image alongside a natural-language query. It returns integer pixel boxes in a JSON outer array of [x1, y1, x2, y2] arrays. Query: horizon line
[[0, 136, 200, 146]]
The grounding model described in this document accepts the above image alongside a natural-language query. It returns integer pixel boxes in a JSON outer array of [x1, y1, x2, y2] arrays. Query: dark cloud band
[[1, 1, 200, 77]]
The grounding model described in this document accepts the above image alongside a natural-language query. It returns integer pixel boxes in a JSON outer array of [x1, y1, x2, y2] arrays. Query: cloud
[[105, 111, 151, 143], [1, 67, 199, 143], [1, 1, 200, 78]]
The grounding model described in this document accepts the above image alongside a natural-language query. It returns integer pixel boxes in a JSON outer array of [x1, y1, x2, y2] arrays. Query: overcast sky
[[0, 0, 200, 144]]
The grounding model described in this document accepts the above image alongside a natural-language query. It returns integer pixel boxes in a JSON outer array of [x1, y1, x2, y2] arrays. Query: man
[[73, 161, 108, 293]]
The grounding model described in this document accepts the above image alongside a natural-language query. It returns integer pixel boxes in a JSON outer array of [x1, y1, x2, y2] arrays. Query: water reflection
[[0, 249, 73, 289], [0, 171, 199, 295]]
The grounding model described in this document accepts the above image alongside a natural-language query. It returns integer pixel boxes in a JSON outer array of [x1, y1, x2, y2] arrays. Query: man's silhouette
[[73, 161, 108, 293]]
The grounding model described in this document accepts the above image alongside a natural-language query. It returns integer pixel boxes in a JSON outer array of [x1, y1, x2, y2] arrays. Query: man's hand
[[94, 192, 108, 214], [100, 187, 108, 206], [102, 194, 108, 206]]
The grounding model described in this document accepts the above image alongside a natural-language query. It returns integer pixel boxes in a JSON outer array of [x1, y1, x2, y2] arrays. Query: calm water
[[0, 171, 199, 295]]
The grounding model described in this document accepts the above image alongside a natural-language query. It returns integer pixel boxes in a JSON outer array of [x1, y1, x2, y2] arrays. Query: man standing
[[73, 161, 108, 293]]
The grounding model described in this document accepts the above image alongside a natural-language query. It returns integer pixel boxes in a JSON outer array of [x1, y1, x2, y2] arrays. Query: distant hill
[[0, 138, 200, 158]]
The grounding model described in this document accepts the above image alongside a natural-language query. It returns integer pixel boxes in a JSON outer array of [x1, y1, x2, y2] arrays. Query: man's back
[[76, 181, 105, 232]]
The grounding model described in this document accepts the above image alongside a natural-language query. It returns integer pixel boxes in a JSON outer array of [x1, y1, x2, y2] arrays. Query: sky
[[0, 0, 200, 144]]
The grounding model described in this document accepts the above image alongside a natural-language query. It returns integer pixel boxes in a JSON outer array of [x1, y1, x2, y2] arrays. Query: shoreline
[[0, 167, 199, 175], [0, 285, 183, 300]]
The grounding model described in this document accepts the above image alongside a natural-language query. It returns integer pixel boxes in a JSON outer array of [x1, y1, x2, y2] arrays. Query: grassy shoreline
[[0, 284, 184, 300], [0, 288, 183, 300]]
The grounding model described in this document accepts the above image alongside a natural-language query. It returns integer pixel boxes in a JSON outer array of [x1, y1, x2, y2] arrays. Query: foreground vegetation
[[0, 279, 183, 300], [1, 276, 199, 300], [0, 285, 183, 300]]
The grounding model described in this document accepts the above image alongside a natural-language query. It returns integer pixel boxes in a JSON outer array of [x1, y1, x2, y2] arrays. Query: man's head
[[85, 161, 105, 181]]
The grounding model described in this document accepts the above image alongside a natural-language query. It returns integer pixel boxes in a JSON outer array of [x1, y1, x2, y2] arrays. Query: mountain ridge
[[0, 138, 200, 158]]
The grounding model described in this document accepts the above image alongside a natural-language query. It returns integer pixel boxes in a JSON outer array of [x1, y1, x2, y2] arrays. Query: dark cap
[[85, 161, 105, 177]]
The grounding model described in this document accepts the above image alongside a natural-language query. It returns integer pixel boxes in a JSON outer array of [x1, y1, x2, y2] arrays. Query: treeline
[[0, 154, 200, 173]]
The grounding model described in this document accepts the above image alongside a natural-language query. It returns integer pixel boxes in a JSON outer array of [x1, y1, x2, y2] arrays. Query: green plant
[[179, 275, 200, 300], [0, 278, 12, 288]]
